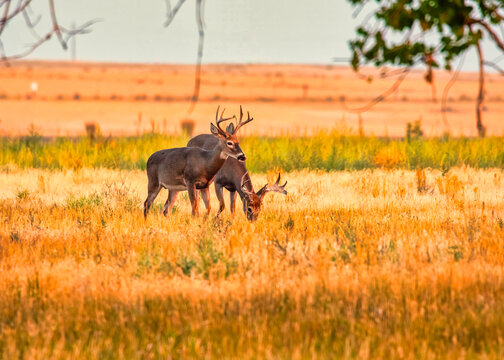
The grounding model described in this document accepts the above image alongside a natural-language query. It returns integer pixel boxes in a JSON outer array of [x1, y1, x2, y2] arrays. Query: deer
[[143, 106, 249, 218], [188, 106, 287, 221]]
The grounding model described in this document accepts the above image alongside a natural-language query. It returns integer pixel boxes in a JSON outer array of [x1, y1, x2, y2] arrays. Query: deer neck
[[206, 142, 228, 176]]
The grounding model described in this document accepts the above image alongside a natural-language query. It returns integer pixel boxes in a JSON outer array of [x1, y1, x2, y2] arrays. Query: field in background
[[2, 133, 504, 171], [1, 61, 504, 137], [1, 167, 504, 358]]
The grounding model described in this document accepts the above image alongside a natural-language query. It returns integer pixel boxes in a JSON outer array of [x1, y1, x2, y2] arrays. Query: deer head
[[210, 105, 252, 162], [240, 172, 288, 221]]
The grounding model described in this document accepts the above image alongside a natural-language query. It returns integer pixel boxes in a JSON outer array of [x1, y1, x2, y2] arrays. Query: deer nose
[[237, 154, 246, 162]]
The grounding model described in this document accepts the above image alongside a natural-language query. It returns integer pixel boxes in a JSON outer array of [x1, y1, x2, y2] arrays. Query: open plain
[[1, 61, 504, 137], [2, 61, 504, 358], [1, 166, 504, 358]]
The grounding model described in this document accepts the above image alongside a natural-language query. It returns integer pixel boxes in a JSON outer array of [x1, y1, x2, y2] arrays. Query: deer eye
[[247, 207, 252, 212], [226, 141, 233, 147]]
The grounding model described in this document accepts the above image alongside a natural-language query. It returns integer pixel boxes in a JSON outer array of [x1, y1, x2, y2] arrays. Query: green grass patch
[[2, 133, 504, 171]]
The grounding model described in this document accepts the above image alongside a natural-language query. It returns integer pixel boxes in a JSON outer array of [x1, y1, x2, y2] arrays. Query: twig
[[163, 0, 205, 115], [187, 0, 204, 115], [164, 0, 186, 27], [483, 60, 504, 75], [48, 0, 66, 49], [440, 53, 466, 130], [341, 68, 410, 113]]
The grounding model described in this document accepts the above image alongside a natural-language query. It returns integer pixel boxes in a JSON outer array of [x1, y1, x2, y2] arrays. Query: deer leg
[[230, 191, 237, 214], [144, 183, 162, 219], [215, 183, 225, 214], [187, 184, 199, 217], [163, 190, 179, 216], [200, 187, 211, 215]]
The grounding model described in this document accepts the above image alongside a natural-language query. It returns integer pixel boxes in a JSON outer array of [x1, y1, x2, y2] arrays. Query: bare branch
[[0, 18, 98, 63], [475, 39, 486, 137], [22, 8, 42, 40], [0, 0, 32, 34], [162, 0, 206, 114], [0, 0, 12, 35], [483, 60, 504, 75], [441, 53, 466, 130], [186, 0, 205, 114], [48, 0, 66, 49], [341, 68, 410, 113], [164, 0, 186, 27]]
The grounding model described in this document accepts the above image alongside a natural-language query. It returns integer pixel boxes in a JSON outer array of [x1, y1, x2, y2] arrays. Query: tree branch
[[483, 60, 504, 75], [470, 18, 504, 51], [441, 53, 466, 130], [475, 39, 486, 137], [163, 0, 205, 115], [48, 0, 67, 49], [187, 0, 204, 114], [0, 0, 32, 34], [164, 0, 186, 27], [341, 68, 410, 113]]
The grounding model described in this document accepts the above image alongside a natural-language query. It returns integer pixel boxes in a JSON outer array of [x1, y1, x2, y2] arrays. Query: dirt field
[[1, 61, 503, 137]]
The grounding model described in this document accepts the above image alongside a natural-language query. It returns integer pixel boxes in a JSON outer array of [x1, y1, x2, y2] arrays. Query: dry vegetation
[[1, 61, 504, 137], [2, 167, 504, 358]]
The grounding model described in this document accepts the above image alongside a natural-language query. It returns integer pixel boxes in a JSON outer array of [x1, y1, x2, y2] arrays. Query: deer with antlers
[[188, 106, 287, 221], [144, 106, 248, 218]]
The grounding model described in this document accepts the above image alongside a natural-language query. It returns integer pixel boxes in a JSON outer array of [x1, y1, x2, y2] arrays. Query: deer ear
[[210, 123, 224, 138], [226, 122, 235, 135]]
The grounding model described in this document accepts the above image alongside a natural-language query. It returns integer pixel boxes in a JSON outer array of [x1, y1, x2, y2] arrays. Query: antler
[[233, 105, 254, 134], [257, 173, 288, 199], [266, 173, 288, 194], [214, 105, 234, 136], [240, 172, 254, 195]]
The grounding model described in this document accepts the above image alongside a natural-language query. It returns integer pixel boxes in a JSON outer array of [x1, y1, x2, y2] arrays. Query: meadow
[[3, 133, 504, 171], [1, 136, 504, 357]]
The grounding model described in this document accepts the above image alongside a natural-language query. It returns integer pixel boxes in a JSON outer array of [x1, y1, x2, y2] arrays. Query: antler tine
[[234, 107, 254, 134], [264, 173, 287, 195], [275, 173, 287, 188], [240, 171, 253, 194], [215, 105, 220, 123], [215, 107, 234, 134]]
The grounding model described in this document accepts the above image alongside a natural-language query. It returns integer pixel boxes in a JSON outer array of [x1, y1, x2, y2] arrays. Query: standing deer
[[144, 107, 249, 218], [188, 106, 287, 221]]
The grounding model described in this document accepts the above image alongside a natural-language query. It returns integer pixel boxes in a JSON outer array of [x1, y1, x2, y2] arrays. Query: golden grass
[[2, 168, 504, 358]]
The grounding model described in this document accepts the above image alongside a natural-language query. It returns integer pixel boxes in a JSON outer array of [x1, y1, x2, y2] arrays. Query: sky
[[2, 0, 503, 71]]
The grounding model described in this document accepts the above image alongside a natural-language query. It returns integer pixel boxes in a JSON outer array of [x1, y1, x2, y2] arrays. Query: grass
[[1, 167, 504, 358], [2, 133, 504, 171]]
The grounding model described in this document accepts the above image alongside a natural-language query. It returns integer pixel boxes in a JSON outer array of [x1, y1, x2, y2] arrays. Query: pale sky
[[2, 0, 503, 71]]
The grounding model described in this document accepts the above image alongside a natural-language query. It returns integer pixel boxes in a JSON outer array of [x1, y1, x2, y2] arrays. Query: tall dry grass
[[1, 168, 504, 358]]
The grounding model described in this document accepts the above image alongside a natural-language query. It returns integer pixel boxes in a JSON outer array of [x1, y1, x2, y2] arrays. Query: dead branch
[[441, 53, 466, 130], [340, 68, 410, 113], [0, 0, 98, 63], [483, 60, 504, 75], [164, 0, 206, 115], [475, 39, 486, 137], [164, 0, 187, 27]]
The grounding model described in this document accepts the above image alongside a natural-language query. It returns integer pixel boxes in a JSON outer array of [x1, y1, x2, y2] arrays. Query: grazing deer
[[188, 107, 287, 221], [144, 107, 248, 218]]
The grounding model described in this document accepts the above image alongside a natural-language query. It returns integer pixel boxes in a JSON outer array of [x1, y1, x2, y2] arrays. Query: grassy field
[[3, 133, 504, 171], [2, 165, 504, 358]]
